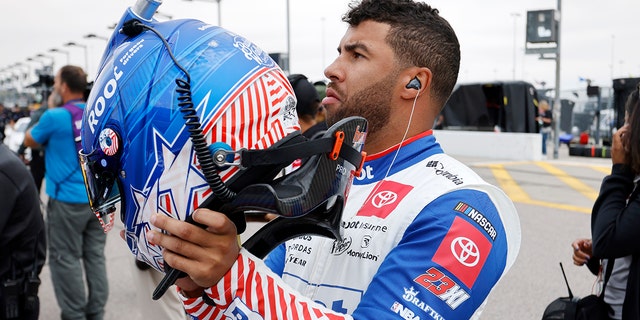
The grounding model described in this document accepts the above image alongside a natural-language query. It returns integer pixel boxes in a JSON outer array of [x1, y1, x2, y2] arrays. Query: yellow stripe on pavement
[[521, 199, 592, 214], [485, 162, 593, 214], [535, 162, 600, 201], [590, 165, 611, 175], [487, 164, 530, 202]]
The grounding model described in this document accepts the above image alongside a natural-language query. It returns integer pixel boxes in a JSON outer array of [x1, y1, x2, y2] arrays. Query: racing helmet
[[79, 12, 367, 273]]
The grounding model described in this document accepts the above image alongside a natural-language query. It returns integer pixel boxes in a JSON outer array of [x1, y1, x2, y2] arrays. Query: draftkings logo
[[401, 286, 444, 319]]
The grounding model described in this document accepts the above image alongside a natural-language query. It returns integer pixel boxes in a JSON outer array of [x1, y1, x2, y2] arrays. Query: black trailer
[[612, 77, 640, 129], [440, 81, 540, 133]]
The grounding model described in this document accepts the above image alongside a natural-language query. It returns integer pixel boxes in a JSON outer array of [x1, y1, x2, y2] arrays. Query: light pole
[[510, 12, 521, 81], [12, 62, 31, 88], [1, 67, 17, 91], [26, 57, 46, 81], [26, 57, 44, 67], [49, 48, 70, 65], [552, 0, 562, 159], [84, 34, 110, 80], [36, 54, 55, 71], [84, 33, 109, 41], [0, 67, 9, 90], [8, 63, 25, 91], [610, 34, 615, 80], [64, 42, 89, 74], [216, 0, 221, 26]]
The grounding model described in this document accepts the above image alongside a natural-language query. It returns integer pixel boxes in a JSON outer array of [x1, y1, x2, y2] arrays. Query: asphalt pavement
[[36, 143, 613, 319]]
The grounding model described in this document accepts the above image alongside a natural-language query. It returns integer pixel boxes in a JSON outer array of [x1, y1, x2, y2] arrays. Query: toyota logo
[[371, 191, 398, 208], [450, 237, 480, 267]]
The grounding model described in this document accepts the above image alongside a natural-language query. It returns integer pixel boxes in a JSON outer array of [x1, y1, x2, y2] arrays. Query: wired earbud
[[406, 77, 421, 90], [365, 74, 420, 205]]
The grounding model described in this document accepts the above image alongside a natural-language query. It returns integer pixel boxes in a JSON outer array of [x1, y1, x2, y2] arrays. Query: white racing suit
[[180, 131, 521, 319]]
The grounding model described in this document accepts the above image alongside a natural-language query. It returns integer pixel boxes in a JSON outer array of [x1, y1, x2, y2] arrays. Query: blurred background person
[[288, 74, 327, 138], [536, 99, 553, 155], [17, 90, 60, 193], [313, 80, 328, 125], [24, 65, 109, 320], [0, 103, 10, 142], [279, 74, 330, 178]]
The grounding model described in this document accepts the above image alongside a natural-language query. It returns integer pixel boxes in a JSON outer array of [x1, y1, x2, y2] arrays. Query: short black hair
[[344, 0, 460, 106]]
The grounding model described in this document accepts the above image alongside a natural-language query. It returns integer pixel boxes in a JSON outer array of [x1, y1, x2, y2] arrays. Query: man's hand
[[147, 209, 241, 290]]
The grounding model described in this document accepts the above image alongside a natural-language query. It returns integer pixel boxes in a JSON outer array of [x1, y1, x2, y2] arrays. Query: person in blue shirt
[[24, 65, 108, 320]]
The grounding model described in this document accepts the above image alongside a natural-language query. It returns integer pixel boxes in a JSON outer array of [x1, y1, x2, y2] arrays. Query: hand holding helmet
[[147, 209, 239, 293]]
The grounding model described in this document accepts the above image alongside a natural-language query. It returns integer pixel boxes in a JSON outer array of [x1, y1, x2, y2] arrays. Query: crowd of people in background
[[0, 62, 333, 319], [0, 103, 30, 141]]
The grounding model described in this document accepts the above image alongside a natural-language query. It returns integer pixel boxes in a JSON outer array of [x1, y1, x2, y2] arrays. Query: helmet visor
[[79, 148, 122, 232]]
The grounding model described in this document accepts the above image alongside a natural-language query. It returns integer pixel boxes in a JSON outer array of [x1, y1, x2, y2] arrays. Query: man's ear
[[400, 68, 432, 100]]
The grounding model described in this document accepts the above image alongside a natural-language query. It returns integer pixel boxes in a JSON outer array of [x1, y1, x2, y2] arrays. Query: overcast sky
[[1, 0, 638, 96]]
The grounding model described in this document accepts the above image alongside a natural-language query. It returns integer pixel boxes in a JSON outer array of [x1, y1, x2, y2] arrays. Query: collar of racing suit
[[354, 130, 443, 185]]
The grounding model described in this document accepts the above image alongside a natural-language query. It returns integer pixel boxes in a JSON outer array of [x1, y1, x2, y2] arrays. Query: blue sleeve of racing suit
[[352, 189, 510, 319], [264, 242, 286, 276]]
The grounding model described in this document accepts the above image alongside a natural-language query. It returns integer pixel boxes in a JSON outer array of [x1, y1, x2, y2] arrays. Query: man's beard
[[327, 75, 395, 137]]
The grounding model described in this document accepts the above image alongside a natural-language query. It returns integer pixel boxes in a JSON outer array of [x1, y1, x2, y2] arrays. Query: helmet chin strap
[[153, 116, 367, 300], [224, 117, 367, 218]]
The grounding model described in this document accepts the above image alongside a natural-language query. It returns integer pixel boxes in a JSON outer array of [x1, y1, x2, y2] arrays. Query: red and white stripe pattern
[[200, 67, 299, 183], [180, 249, 350, 320], [99, 127, 119, 156]]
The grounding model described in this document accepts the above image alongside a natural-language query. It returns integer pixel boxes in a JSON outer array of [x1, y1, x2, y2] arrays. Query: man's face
[[323, 20, 398, 135]]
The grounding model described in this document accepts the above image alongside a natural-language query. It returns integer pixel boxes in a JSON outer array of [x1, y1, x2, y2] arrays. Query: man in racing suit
[[147, 0, 521, 319]]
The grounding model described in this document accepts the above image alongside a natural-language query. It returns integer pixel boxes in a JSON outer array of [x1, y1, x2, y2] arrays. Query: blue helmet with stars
[[79, 1, 367, 273]]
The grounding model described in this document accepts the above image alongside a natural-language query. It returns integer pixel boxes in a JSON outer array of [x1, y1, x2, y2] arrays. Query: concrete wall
[[433, 130, 543, 161]]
